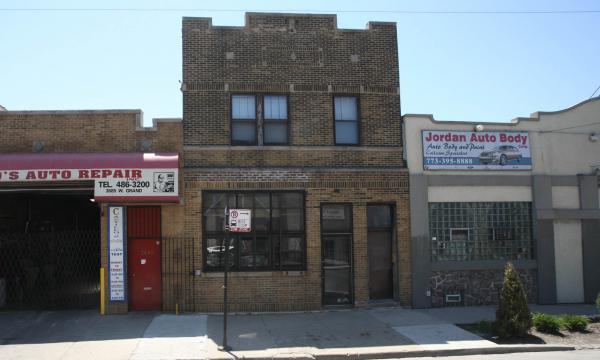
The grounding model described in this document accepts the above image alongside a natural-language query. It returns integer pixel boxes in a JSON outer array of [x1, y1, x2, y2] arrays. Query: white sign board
[[228, 209, 251, 233], [94, 168, 178, 201], [108, 206, 126, 301], [422, 130, 532, 170], [322, 206, 346, 220], [0, 167, 178, 201]]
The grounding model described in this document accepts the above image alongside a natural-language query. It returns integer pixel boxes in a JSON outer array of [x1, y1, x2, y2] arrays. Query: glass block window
[[429, 202, 534, 261], [203, 191, 305, 271]]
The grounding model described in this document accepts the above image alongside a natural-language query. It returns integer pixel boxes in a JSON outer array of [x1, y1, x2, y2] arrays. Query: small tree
[[496, 262, 532, 338]]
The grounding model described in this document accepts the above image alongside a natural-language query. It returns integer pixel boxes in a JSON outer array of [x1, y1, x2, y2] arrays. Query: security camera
[[475, 124, 485, 132], [590, 133, 598, 142]]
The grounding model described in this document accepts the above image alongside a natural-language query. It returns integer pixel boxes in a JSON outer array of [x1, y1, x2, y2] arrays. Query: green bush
[[533, 313, 562, 333], [475, 320, 494, 334], [561, 314, 589, 332], [495, 262, 532, 338], [596, 293, 600, 313]]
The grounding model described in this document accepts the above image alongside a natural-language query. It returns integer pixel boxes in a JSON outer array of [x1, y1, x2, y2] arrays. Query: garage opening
[[0, 190, 100, 310]]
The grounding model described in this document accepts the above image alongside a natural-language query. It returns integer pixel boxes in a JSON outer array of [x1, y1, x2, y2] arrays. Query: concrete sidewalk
[[1, 305, 590, 360]]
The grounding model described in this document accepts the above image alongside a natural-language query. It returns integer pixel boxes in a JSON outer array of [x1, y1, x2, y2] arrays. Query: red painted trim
[[94, 196, 179, 202], [0, 153, 179, 170]]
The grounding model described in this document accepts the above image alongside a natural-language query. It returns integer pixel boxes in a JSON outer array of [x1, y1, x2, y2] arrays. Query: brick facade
[[0, 110, 181, 154], [181, 13, 411, 311], [0, 12, 412, 314], [0, 110, 183, 314]]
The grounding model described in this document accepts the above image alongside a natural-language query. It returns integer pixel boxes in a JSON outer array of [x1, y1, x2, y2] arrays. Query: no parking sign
[[228, 209, 251, 232]]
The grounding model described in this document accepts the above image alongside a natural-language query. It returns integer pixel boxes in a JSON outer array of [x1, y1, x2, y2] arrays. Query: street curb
[[208, 345, 575, 360]]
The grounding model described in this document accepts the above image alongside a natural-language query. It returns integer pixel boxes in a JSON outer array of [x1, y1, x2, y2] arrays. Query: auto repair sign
[[422, 130, 532, 170], [0, 167, 179, 201]]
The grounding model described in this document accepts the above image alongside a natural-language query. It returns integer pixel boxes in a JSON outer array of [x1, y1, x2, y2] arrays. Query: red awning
[[0, 153, 180, 203], [0, 152, 179, 170]]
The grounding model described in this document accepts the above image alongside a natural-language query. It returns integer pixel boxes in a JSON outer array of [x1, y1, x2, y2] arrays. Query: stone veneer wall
[[430, 269, 537, 307]]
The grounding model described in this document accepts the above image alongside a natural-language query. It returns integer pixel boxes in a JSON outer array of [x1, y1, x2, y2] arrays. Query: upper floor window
[[231, 95, 257, 145], [334, 96, 359, 145], [264, 95, 288, 145], [231, 94, 289, 146]]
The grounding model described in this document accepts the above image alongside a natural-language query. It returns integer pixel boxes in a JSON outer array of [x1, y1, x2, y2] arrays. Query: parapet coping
[[403, 96, 600, 125], [183, 12, 396, 31], [0, 109, 181, 132], [0, 109, 142, 116]]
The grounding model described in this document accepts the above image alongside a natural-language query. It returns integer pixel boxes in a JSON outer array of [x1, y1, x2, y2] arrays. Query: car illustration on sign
[[479, 145, 522, 165]]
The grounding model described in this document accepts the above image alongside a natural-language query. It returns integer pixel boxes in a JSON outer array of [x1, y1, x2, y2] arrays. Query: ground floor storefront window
[[202, 191, 305, 271], [429, 202, 533, 261]]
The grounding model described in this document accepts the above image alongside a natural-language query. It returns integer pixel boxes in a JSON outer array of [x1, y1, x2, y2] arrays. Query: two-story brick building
[[0, 13, 409, 313], [179, 13, 409, 312]]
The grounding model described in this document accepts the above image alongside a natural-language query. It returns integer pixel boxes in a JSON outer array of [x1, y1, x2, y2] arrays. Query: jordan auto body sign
[[0, 167, 179, 201], [422, 130, 532, 170]]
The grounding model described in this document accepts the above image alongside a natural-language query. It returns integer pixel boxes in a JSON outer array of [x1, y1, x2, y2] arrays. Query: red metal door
[[127, 207, 161, 311]]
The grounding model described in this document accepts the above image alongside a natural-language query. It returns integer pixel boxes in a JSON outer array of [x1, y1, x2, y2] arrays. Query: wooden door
[[367, 205, 394, 300]]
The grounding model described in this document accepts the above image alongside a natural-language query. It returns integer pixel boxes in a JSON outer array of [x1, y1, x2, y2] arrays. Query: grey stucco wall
[[409, 174, 431, 308], [579, 175, 600, 303], [533, 175, 557, 304]]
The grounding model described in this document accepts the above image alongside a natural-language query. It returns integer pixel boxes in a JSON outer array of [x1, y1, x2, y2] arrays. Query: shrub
[[475, 320, 493, 334], [495, 262, 532, 338], [533, 313, 562, 333], [561, 314, 589, 332], [596, 293, 600, 313]]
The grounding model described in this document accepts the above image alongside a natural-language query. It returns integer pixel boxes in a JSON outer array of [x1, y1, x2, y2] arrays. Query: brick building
[[180, 13, 410, 312], [0, 12, 410, 314], [0, 110, 183, 313]]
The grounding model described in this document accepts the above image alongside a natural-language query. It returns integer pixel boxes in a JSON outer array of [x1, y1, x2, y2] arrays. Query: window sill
[[201, 270, 306, 278]]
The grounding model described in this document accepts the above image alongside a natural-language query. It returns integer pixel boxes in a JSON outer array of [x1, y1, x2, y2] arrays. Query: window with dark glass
[[334, 96, 359, 145], [321, 204, 353, 305], [263, 95, 288, 145], [429, 202, 533, 261], [231, 95, 257, 145], [203, 191, 305, 271]]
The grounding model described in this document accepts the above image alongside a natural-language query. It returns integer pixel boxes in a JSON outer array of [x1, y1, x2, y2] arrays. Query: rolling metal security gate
[[0, 231, 100, 310]]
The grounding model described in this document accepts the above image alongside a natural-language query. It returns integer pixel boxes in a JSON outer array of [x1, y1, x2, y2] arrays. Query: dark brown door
[[127, 207, 162, 311], [367, 205, 394, 300]]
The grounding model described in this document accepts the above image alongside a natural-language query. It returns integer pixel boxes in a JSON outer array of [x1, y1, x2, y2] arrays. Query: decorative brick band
[[187, 180, 407, 189], [182, 82, 399, 95]]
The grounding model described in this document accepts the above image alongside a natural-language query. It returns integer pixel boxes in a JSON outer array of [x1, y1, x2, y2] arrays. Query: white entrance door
[[554, 220, 584, 303]]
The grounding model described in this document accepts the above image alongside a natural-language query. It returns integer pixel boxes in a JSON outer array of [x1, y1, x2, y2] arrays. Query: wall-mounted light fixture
[[33, 140, 45, 152], [474, 124, 485, 132], [589, 132, 598, 142]]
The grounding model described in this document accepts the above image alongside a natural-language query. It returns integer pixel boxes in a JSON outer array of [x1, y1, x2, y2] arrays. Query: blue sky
[[1, 0, 599, 125]]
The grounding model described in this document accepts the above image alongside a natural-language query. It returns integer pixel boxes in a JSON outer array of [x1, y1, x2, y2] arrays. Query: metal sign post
[[218, 207, 251, 352], [219, 206, 232, 352]]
